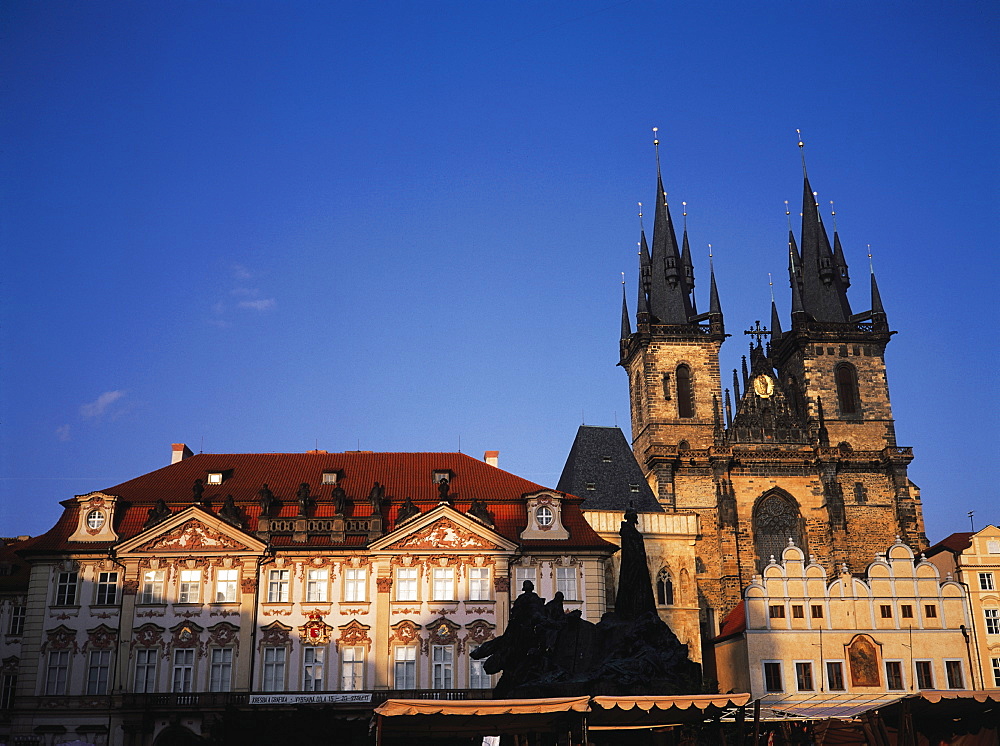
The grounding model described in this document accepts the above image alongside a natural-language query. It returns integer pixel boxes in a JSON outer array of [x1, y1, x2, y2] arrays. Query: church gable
[[372, 507, 515, 553], [118, 508, 264, 554]]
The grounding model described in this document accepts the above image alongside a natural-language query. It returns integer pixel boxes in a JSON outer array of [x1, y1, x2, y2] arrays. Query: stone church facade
[[618, 139, 927, 655]]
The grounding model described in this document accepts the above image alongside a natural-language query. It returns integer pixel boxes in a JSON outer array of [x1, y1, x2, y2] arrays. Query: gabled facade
[[714, 540, 972, 702], [924, 525, 1000, 688], [619, 140, 927, 657], [10, 448, 615, 746]]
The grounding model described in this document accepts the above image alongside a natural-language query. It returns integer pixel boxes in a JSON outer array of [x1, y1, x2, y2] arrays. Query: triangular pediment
[[117, 506, 266, 555], [370, 505, 517, 553]]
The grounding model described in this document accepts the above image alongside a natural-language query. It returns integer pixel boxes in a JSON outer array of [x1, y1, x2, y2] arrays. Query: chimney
[[171, 443, 193, 464], [484, 451, 499, 468]]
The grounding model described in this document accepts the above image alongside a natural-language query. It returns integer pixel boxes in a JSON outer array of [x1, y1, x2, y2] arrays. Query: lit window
[[556, 567, 577, 600], [321, 472, 338, 485], [86, 510, 106, 530], [262, 647, 286, 692], [980, 572, 995, 591], [268, 570, 290, 603], [915, 660, 934, 689], [433, 568, 455, 601], [468, 568, 490, 601], [172, 649, 194, 693], [396, 568, 418, 602], [306, 569, 328, 603], [795, 662, 814, 691], [55, 571, 78, 606], [207, 473, 223, 485], [87, 650, 111, 695], [141, 571, 165, 604], [825, 661, 845, 691], [885, 661, 904, 690], [394, 645, 416, 689], [656, 569, 674, 606], [985, 609, 1000, 635], [210, 648, 233, 692], [432, 645, 454, 689], [945, 660, 965, 689], [344, 568, 366, 602], [215, 569, 238, 603], [134, 649, 157, 693], [536, 506, 554, 526], [303, 648, 325, 691], [763, 662, 783, 692], [45, 651, 70, 695], [432, 471, 451, 484], [629, 484, 640, 492], [178, 570, 201, 604], [95, 572, 118, 606], [470, 646, 490, 689], [585, 483, 596, 491], [8, 605, 25, 636], [341, 647, 363, 691], [515, 567, 536, 595]]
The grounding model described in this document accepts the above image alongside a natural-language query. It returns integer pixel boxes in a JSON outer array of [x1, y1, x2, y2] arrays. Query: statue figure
[[192, 479, 205, 505], [297, 483, 311, 517], [437, 478, 452, 504], [331, 486, 347, 515], [467, 496, 492, 526], [472, 580, 546, 697], [368, 481, 385, 512], [396, 496, 420, 524], [219, 495, 243, 527], [614, 506, 656, 619], [144, 499, 171, 529], [257, 484, 276, 517]]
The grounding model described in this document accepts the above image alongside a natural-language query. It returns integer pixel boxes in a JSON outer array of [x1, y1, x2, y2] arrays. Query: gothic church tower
[[619, 138, 927, 650]]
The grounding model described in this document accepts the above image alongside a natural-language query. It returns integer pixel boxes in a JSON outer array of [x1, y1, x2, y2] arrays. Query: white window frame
[[468, 567, 490, 601], [344, 568, 366, 603], [306, 568, 328, 603], [134, 649, 158, 693], [824, 660, 846, 691], [432, 568, 455, 602], [44, 650, 70, 695], [556, 567, 577, 600], [469, 646, 490, 689], [262, 646, 287, 692], [985, 608, 1000, 635], [395, 568, 418, 602], [394, 645, 416, 689], [178, 570, 201, 604], [432, 645, 454, 689], [267, 569, 290, 603], [321, 472, 338, 485], [209, 647, 233, 692], [991, 657, 1000, 688], [793, 660, 814, 692], [914, 660, 935, 690], [944, 659, 966, 689], [341, 646, 364, 691], [95, 571, 118, 606], [86, 649, 112, 695], [54, 571, 78, 606], [207, 472, 223, 485], [172, 649, 195, 693], [8, 604, 25, 636], [762, 660, 783, 693], [536, 506, 553, 526], [86, 509, 106, 530], [140, 570, 165, 604], [303, 647, 325, 691], [884, 660, 906, 691], [979, 572, 995, 591], [215, 569, 238, 603], [514, 567, 536, 594]]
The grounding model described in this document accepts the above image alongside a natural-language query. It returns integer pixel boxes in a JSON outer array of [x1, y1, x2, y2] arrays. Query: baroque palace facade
[[3, 449, 615, 745], [618, 139, 927, 652]]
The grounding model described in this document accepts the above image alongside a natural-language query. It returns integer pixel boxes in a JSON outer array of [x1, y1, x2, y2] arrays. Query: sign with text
[[249, 693, 373, 705]]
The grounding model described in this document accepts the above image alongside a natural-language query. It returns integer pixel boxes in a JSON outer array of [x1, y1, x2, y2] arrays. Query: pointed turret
[[832, 230, 850, 288], [647, 148, 692, 324], [637, 231, 651, 319], [770, 299, 782, 340], [681, 220, 695, 303], [620, 280, 632, 340]]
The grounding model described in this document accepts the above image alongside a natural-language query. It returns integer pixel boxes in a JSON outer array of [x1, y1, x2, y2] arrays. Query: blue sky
[[2, 1, 997, 541]]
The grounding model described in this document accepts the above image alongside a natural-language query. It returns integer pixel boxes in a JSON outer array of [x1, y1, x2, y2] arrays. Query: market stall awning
[[588, 694, 752, 728]]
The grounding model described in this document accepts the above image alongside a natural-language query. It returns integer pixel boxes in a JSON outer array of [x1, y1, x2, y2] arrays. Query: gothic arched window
[[656, 568, 674, 606], [752, 491, 805, 572], [835, 363, 860, 416], [676, 364, 694, 418], [632, 372, 644, 425]]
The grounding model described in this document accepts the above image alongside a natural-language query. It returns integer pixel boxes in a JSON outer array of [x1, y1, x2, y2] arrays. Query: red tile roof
[[21, 452, 615, 554], [712, 600, 746, 643], [923, 532, 973, 559]]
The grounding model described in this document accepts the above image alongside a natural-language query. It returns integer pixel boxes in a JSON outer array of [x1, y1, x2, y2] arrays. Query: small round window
[[86, 510, 106, 530], [536, 506, 553, 527]]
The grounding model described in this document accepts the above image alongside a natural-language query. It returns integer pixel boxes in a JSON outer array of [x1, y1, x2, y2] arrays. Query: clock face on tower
[[753, 374, 775, 398]]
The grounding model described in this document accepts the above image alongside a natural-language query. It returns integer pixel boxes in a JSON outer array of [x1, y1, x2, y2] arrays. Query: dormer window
[[86, 510, 106, 530], [207, 473, 223, 485], [433, 471, 452, 484], [321, 472, 338, 485], [585, 483, 596, 491], [601, 456, 612, 463], [629, 484, 640, 493], [535, 507, 553, 527]]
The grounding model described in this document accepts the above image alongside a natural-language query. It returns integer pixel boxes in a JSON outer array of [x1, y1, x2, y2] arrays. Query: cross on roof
[[743, 320, 769, 344]]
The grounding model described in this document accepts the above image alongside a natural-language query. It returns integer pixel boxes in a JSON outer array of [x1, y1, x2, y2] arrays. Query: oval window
[[536, 506, 553, 527], [87, 510, 106, 530]]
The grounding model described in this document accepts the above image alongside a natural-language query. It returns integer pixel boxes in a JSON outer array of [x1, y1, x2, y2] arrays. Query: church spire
[[647, 129, 692, 324], [868, 246, 887, 324], [830, 201, 851, 289], [636, 201, 651, 321], [681, 202, 696, 312], [769, 275, 782, 340], [620, 274, 632, 340]]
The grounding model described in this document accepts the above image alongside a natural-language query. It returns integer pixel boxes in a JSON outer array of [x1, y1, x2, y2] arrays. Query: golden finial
[[812, 190, 819, 209], [621, 271, 626, 286], [769, 272, 775, 302], [707, 243, 714, 270], [652, 126, 662, 175], [797, 128, 808, 177], [638, 202, 644, 232], [867, 244, 874, 274], [784, 200, 792, 231], [682, 201, 688, 230]]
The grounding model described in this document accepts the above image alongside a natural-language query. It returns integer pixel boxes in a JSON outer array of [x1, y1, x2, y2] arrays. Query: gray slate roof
[[556, 426, 662, 512]]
